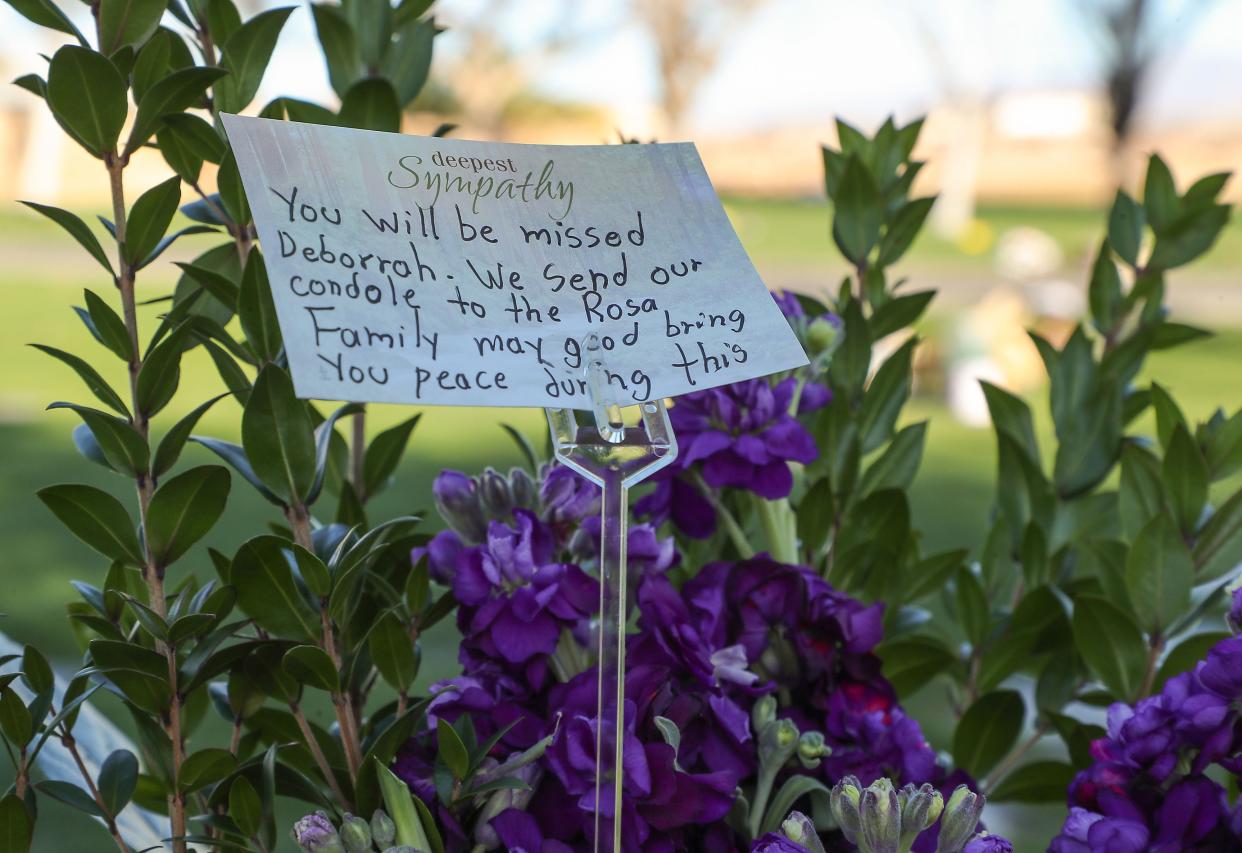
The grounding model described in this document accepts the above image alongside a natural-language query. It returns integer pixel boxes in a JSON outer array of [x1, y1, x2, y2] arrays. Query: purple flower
[[539, 463, 600, 528], [433, 470, 487, 542], [750, 834, 813, 852], [487, 808, 574, 853], [290, 812, 342, 852], [963, 834, 1013, 853]]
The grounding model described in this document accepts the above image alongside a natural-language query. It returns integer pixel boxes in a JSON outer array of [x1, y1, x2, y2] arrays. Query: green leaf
[[311, 3, 361, 97], [214, 7, 295, 113], [1073, 596, 1147, 700], [217, 148, 251, 226], [831, 154, 884, 265], [1163, 424, 1208, 534], [795, 478, 833, 557], [34, 780, 104, 818], [989, 760, 1075, 803], [1107, 190, 1145, 266], [760, 774, 832, 835], [877, 635, 955, 697], [229, 776, 262, 836], [436, 717, 470, 780], [1194, 490, 1242, 582], [857, 421, 926, 497], [1143, 154, 1179, 233], [1150, 382, 1188, 451], [230, 535, 319, 639], [1151, 321, 1212, 351], [147, 465, 231, 568], [125, 177, 181, 266], [83, 289, 134, 361], [282, 645, 338, 691], [0, 689, 33, 746], [189, 436, 283, 505], [1088, 240, 1124, 334], [238, 251, 282, 364], [32, 345, 129, 416], [46, 45, 127, 157], [48, 404, 147, 476], [243, 366, 316, 505], [375, 759, 437, 852], [876, 195, 934, 266], [97, 749, 138, 814], [369, 613, 418, 692], [20, 202, 114, 274], [1182, 171, 1231, 211], [128, 65, 227, 154], [153, 394, 226, 477], [1125, 514, 1193, 636], [179, 747, 236, 793], [21, 646, 53, 695], [98, 0, 165, 54], [981, 381, 1040, 465], [1119, 445, 1166, 540], [4, 0, 87, 43], [338, 77, 401, 132], [868, 290, 934, 339], [857, 337, 914, 453], [381, 17, 435, 104], [38, 483, 143, 565], [1147, 204, 1230, 271], [363, 414, 421, 497], [955, 568, 989, 647], [952, 690, 1024, 778], [135, 327, 185, 419], [0, 794, 32, 853]]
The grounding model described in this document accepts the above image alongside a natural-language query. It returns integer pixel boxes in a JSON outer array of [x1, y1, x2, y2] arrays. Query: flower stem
[[688, 471, 755, 559], [747, 764, 778, 839], [754, 496, 798, 564]]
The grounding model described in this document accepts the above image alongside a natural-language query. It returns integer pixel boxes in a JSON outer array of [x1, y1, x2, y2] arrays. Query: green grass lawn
[[1, 196, 1239, 851]]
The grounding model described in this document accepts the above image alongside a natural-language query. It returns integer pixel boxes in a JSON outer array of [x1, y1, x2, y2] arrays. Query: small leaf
[[380, 17, 435, 104], [83, 289, 134, 361], [237, 251, 282, 364], [876, 195, 934, 266], [955, 568, 989, 647], [213, 7, 295, 114], [0, 689, 33, 746], [1147, 204, 1230, 270], [877, 635, 955, 696], [4, 0, 87, 43], [146, 465, 231, 568], [831, 154, 884, 265], [338, 77, 401, 132], [1163, 424, 1208, 534], [1073, 596, 1147, 700], [38, 483, 143, 565], [363, 414, 421, 497], [136, 328, 185, 419], [97, 749, 139, 814], [437, 718, 470, 780], [1143, 154, 1179, 233], [98, 0, 165, 54], [1194, 490, 1242, 582], [282, 645, 338, 691], [1125, 514, 1193, 636], [128, 66, 227, 154], [229, 776, 262, 836], [34, 780, 104, 818], [125, 176, 181, 266], [369, 613, 418, 692], [311, 3, 361, 97], [1107, 190, 1145, 266], [20, 202, 114, 274], [243, 365, 316, 505], [230, 535, 319, 639], [989, 760, 1076, 803], [153, 394, 227, 477], [189, 436, 283, 505], [952, 690, 1024, 778], [0, 794, 32, 853], [32, 345, 129, 416]]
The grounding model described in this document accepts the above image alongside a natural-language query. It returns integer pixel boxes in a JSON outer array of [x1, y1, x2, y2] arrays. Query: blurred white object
[[948, 355, 1007, 427], [995, 226, 1062, 281]]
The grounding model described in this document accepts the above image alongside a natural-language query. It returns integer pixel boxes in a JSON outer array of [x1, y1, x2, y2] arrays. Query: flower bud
[[339, 813, 371, 853], [806, 315, 842, 357], [938, 785, 986, 853], [758, 717, 800, 772], [781, 810, 826, 853], [433, 471, 487, 542], [509, 467, 537, 509], [752, 695, 778, 733], [830, 776, 862, 844], [898, 783, 943, 849], [796, 731, 831, 770], [962, 832, 1014, 853], [291, 812, 344, 853], [859, 778, 900, 853], [478, 467, 514, 517], [370, 810, 395, 847]]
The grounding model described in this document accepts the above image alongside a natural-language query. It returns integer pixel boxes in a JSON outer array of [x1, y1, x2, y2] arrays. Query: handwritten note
[[221, 115, 808, 407]]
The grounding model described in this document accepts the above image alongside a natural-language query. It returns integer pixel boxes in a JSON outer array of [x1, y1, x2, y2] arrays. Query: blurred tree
[[1082, 0, 1216, 184], [633, 0, 768, 135]]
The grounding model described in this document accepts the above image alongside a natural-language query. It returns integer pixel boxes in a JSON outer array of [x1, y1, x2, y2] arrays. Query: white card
[[221, 115, 808, 408]]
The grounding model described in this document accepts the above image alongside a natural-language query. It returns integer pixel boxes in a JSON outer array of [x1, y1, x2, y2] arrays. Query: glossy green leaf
[[153, 394, 226, 477], [217, 148, 251, 226], [370, 613, 418, 691], [952, 690, 1024, 778], [98, 0, 165, 54], [237, 251, 282, 364], [97, 749, 138, 814], [1073, 596, 1147, 700], [1125, 514, 1193, 635], [436, 717, 469, 780], [243, 365, 316, 504], [381, 16, 435, 104], [0, 793, 32, 853], [338, 77, 401, 132], [46, 45, 127, 157], [20, 202, 114, 274], [38, 483, 143, 565], [230, 535, 319, 639], [147, 465, 231, 568], [981, 381, 1039, 466], [831, 154, 884, 265], [135, 328, 185, 419], [82, 289, 134, 363], [189, 436, 283, 505], [125, 176, 181, 265], [857, 337, 914, 453], [229, 776, 262, 836], [214, 7, 295, 113], [0, 689, 33, 746], [282, 644, 337, 691], [362, 413, 421, 497], [35, 780, 104, 818], [311, 3, 361, 96], [128, 65, 227, 154], [32, 345, 129, 417], [877, 635, 955, 697], [869, 289, 934, 339], [989, 760, 1076, 804], [4, 0, 87, 43], [1163, 424, 1208, 534]]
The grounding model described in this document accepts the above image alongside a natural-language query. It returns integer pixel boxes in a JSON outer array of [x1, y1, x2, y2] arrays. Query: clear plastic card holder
[[544, 334, 678, 852]]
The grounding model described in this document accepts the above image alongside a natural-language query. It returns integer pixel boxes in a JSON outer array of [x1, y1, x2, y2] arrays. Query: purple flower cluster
[[634, 294, 833, 539], [1051, 595, 1242, 851], [397, 468, 947, 850]]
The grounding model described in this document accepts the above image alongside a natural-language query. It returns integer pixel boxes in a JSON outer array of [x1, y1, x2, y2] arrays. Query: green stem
[[747, 764, 778, 839], [688, 471, 754, 558], [754, 495, 798, 564]]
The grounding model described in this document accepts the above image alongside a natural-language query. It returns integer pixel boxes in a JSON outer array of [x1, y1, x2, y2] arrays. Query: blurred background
[[1, 0, 1241, 849]]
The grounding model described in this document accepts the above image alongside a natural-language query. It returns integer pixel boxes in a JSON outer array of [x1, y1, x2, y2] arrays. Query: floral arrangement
[[1, 0, 1241, 850]]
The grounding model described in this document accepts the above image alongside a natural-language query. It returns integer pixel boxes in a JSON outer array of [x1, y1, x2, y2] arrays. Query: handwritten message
[[221, 115, 808, 407]]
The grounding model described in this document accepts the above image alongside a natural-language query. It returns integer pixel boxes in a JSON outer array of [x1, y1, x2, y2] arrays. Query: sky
[[3, 0, 1242, 134]]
